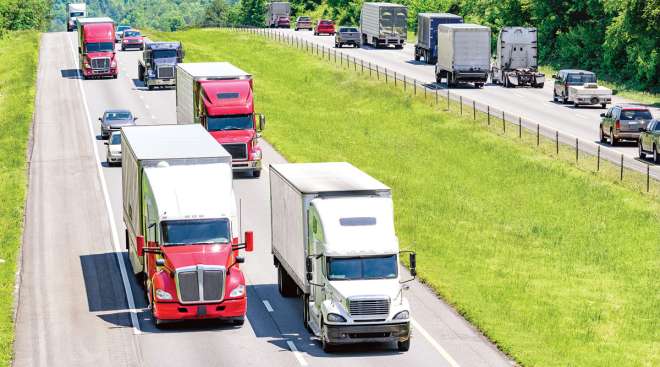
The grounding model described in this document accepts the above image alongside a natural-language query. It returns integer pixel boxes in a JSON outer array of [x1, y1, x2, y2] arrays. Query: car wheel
[[574, 101, 579, 108], [562, 95, 568, 104], [148, 85, 154, 91], [609, 130, 617, 146], [599, 126, 607, 143], [553, 91, 558, 102], [397, 338, 411, 352], [654, 145, 659, 164], [639, 142, 646, 159]]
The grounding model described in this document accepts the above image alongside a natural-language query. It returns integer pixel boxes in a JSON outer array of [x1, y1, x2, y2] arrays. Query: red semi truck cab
[[176, 62, 266, 178], [77, 17, 118, 79]]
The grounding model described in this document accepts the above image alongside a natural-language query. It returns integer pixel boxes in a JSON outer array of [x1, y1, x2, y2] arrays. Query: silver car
[[99, 109, 136, 139], [105, 132, 122, 165], [116, 25, 131, 43]]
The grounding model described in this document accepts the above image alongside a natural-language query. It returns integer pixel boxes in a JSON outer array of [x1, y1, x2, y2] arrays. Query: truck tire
[[252, 169, 261, 178], [414, 48, 420, 61], [277, 266, 297, 297], [397, 338, 411, 352], [562, 95, 568, 104], [535, 83, 544, 88], [321, 323, 335, 353], [302, 294, 312, 332], [148, 85, 154, 91]]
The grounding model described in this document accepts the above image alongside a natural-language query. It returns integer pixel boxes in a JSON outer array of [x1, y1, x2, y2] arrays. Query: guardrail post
[[620, 154, 624, 180]]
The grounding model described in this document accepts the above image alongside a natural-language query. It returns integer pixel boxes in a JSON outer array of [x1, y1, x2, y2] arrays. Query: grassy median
[[152, 29, 658, 367], [0, 31, 39, 366]]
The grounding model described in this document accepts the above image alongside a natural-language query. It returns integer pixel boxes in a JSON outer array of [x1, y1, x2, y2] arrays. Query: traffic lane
[[66, 33, 302, 367], [14, 32, 141, 367]]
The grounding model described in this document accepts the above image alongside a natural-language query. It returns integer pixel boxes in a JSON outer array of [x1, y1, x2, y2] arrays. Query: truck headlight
[[155, 289, 173, 300], [229, 284, 245, 298], [393, 310, 409, 320], [252, 149, 262, 160], [111, 60, 117, 68], [326, 313, 347, 322]]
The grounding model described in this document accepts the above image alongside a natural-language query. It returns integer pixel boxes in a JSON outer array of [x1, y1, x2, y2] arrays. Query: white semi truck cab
[[270, 162, 417, 352]]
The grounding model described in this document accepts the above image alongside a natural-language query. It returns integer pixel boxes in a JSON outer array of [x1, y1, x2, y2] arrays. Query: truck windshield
[[207, 114, 253, 131], [153, 49, 177, 59], [327, 255, 398, 280], [85, 42, 114, 52], [161, 218, 231, 245], [566, 73, 596, 84]]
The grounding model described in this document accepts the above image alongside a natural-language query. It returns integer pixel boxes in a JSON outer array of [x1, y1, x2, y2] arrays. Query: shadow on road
[[61, 69, 81, 79]]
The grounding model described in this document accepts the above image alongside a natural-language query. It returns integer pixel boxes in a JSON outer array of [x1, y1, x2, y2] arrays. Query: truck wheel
[[252, 169, 261, 178], [277, 266, 297, 297], [302, 295, 312, 332], [321, 323, 334, 353], [610, 130, 617, 146], [536, 83, 544, 88], [148, 85, 154, 91], [414, 48, 420, 61], [562, 95, 568, 104], [574, 101, 579, 108], [397, 338, 411, 352], [639, 142, 646, 159]]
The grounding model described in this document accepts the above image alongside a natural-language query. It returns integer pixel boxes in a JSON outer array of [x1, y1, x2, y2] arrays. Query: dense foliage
[[0, 0, 51, 36]]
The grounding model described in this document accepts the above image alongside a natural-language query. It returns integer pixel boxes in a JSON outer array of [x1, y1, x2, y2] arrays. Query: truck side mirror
[[136, 235, 145, 257], [244, 231, 254, 252], [235, 255, 245, 264], [258, 114, 266, 132], [409, 252, 417, 277], [305, 257, 313, 281]]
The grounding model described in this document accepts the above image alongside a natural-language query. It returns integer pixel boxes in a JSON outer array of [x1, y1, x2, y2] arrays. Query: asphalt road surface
[[14, 32, 515, 367]]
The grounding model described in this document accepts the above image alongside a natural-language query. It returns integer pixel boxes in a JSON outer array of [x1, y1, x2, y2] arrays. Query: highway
[[13, 31, 515, 367]]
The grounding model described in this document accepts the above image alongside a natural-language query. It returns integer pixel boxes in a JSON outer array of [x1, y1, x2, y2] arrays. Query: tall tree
[[238, 0, 266, 26]]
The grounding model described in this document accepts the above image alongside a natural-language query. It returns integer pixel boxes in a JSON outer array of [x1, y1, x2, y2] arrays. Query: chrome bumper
[[326, 322, 410, 344], [231, 160, 261, 172]]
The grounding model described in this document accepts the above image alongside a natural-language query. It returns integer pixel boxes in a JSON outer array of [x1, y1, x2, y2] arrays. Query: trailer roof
[[418, 12, 462, 18], [438, 23, 490, 30], [122, 124, 230, 161], [270, 162, 390, 194], [177, 62, 251, 79], [77, 17, 114, 24]]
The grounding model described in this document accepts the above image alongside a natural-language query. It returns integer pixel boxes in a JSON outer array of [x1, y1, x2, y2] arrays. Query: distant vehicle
[[104, 131, 122, 165], [335, 27, 360, 47], [99, 109, 136, 139], [270, 162, 416, 352], [176, 62, 266, 177], [414, 13, 463, 64], [66, 3, 86, 32], [77, 17, 118, 79], [295, 16, 312, 31], [639, 119, 660, 162], [138, 42, 184, 90], [600, 105, 653, 146], [435, 24, 490, 88], [121, 30, 144, 51], [490, 27, 545, 88], [115, 25, 131, 43], [121, 124, 253, 327], [552, 70, 612, 108], [266, 2, 291, 28], [314, 20, 335, 35], [360, 2, 407, 49]]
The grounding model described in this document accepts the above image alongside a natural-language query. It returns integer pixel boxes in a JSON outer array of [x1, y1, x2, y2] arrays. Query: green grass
[[152, 28, 659, 367], [0, 30, 39, 366], [539, 66, 660, 107]]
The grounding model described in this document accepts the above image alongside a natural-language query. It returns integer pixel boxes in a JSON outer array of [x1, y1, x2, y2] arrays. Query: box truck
[[176, 62, 266, 178], [360, 2, 408, 48], [266, 2, 291, 28], [490, 27, 545, 88], [66, 3, 86, 32], [435, 24, 490, 88], [122, 124, 254, 327], [270, 162, 417, 352], [414, 13, 463, 64], [77, 17, 118, 79]]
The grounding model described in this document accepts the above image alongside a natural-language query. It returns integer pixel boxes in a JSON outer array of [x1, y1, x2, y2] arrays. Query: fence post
[[620, 154, 624, 181], [394, 71, 396, 86], [518, 117, 522, 138], [647, 165, 650, 192], [404, 75, 407, 91], [377, 66, 380, 80], [385, 69, 388, 83], [361, 59, 364, 73], [447, 90, 450, 110], [556, 131, 559, 154], [369, 62, 372, 77], [575, 139, 579, 162], [537, 124, 540, 145], [414, 79, 416, 95], [597, 145, 600, 171], [503, 113, 506, 133], [460, 96, 462, 115], [435, 88, 438, 104], [487, 106, 490, 125], [424, 84, 427, 99], [473, 101, 476, 120]]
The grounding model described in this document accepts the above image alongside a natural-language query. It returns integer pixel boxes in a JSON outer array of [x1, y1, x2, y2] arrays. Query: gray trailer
[[414, 13, 463, 64], [138, 42, 184, 90], [490, 27, 544, 88], [435, 24, 490, 88], [360, 2, 407, 49], [266, 2, 291, 28]]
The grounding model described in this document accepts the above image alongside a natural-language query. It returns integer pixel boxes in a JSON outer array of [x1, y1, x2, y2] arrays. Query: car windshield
[[161, 218, 231, 245], [620, 110, 653, 121], [652, 121, 660, 131], [207, 114, 253, 131], [320, 20, 333, 25], [85, 42, 114, 52], [70, 12, 84, 17], [298, 17, 310, 21], [124, 31, 140, 37], [566, 73, 596, 84], [341, 27, 358, 32], [105, 111, 132, 120], [117, 26, 131, 32], [110, 134, 121, 144], [153, 49, 177, 58], [327, 255, 398, 280]]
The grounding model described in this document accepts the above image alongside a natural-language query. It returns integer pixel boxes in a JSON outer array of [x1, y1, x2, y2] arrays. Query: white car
[[105, 132, 122, 165]]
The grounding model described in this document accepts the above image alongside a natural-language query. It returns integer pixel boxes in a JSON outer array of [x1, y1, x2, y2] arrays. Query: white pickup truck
[[553, 69, 612, 108]]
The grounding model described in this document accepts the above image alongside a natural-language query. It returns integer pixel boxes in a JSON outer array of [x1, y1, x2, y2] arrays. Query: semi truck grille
[[348, 297, 390, 316], [91, 57, 110, 70], [222, 143, 248, 160], [157, 65, 174, 79], [176, 266, 226, 304]]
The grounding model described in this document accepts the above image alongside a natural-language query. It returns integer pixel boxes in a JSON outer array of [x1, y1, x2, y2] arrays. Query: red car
[[314, 20, 335, 35], [121, 29, 144, 51]]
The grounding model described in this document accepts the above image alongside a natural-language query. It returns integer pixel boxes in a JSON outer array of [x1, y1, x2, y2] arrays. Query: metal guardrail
[[228, 26, 660, 193]]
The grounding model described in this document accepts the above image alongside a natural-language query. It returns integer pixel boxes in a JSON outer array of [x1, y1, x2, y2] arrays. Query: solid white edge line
[[262, 300, 274, 312], [412, 319, 460, 367], [286, 340, 308, 367], [66, 34, 142, 335]]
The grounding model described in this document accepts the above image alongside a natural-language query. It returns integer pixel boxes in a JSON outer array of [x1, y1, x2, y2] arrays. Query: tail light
[[615, 120, 621, 129]]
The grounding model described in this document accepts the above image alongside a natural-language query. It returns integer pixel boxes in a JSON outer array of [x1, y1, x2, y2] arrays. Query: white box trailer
[[490, 27, 545, 88], [360, 2, 408, 48], [270, 162, 416, 352], [121, 124, 233, 274], [435, 23, 491, 88], [266, 2, 291, 27], [175, 62, 251, 125], [66, 3, 87, 31]]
